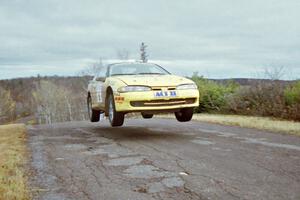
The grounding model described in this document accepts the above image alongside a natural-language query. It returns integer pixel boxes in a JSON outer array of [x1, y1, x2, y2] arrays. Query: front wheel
[[175, 108, 194, 122], [108, 92, 124, 127], [87, 95, 100, 122]]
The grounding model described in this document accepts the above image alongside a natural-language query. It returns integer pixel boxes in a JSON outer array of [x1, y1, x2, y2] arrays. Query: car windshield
[[109, 63, 170, 76]]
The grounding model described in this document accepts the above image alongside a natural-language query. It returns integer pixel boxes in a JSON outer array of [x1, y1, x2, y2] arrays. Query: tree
[[264, 65, 285, 80], [0, 87, 16, 123], [33, 81, 74, 124], [140, 42, 148, 63], [80, 58, 105, 76]]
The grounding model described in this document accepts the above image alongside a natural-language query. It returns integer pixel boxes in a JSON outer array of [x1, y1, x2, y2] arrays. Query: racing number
[[96, 83, 103, 103]]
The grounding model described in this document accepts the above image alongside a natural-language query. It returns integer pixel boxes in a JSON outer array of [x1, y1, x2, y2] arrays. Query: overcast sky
[[0, 0, 299, 80]]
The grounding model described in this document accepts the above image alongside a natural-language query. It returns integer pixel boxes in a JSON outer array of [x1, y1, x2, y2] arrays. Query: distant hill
[[209, 78, 295, 86], [1, 76, 295, 86]]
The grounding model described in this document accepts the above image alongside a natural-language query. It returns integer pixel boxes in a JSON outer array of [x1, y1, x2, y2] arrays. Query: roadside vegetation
[[191, 73, 300, 122], [0, 76, 90, 125], [0, 124, 30, 200]]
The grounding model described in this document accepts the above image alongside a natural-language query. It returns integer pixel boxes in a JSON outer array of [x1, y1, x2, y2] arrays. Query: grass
[[0, 124, 30, 200], [157, 113, 300, 136]]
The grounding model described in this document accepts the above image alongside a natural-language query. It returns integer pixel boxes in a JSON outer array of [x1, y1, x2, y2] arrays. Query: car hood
[[114, 75, 194, 87]]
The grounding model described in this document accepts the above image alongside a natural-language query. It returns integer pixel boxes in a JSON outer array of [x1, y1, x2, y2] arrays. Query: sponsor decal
[[115, 96, 125, 103]]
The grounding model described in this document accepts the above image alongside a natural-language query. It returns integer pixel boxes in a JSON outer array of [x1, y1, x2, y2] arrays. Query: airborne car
[[87, 62, 199, 127]]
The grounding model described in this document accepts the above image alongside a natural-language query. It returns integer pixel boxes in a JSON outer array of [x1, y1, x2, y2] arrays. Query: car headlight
[[118, 86, 151, 92], [176, 83, 197, 90]]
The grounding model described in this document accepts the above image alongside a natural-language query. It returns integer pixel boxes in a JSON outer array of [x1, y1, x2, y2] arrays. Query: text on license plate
[[154, 91, 177, 97]]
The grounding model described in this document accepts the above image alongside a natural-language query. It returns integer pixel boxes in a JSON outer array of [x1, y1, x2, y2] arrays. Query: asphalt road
[[28, 118, 300, 200]]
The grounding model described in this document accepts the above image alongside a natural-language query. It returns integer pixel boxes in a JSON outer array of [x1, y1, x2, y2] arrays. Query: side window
[[97, 66, 107, 78], [93, 66, 107, 81], [93, 67, 106, 103]]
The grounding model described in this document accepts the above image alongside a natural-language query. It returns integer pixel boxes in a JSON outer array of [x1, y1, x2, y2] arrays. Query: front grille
[[151, 86, 176, 91], [130, 98, 196, 107]]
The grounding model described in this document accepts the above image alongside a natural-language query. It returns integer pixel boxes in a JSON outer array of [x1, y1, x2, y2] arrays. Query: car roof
[[105, 62, 171, 77], [108, 62, 158, 67]]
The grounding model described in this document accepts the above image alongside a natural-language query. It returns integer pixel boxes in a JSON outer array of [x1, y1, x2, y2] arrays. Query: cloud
[[0, 0, 299, 79]]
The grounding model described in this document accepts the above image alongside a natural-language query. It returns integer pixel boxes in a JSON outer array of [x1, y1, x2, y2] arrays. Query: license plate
[[154, 91, 177, 98]]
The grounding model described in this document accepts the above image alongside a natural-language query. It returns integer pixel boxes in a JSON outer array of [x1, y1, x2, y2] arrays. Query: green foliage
[[191, 73, 239, 113], [284, 81, 300, 105]]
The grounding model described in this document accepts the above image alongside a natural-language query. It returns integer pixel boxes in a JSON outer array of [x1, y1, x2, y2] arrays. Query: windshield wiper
[[111, 73, 136, 76]]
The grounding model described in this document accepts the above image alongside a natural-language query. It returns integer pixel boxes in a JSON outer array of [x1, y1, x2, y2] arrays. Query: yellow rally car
[[87, 62, 199, 127]]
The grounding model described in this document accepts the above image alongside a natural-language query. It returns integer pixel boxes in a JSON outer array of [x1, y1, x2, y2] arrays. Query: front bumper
[[114, 89, 199, 113]]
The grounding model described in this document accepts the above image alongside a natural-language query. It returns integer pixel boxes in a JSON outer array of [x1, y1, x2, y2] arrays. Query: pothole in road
[[123, 165, 176, 179], [147, 182, 165, 193], [64, 144, 87, 151], [161, 177, 185, 188], [86, 136, 114, 144], [82, 144, 188, 195], [45, 135, 83, 140], [191, 139, 215, 145], [82, 144, 137, 158], [83, 147, 107, 155], [135, 177, 185, 194], [212, 147, 232, 151], [104, 156, 145, 166], [199, 128, 237, 137]]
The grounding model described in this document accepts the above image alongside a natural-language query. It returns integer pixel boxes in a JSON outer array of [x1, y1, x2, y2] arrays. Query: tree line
[[1, 74, 299, 125], [0, 76, 90, 124]]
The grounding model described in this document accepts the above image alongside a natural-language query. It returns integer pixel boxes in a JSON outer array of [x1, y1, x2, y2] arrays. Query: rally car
[[87, 62, 199, 127]]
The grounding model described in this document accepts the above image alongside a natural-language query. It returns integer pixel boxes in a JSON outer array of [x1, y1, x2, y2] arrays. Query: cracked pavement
[[28, 119, 300, 200]]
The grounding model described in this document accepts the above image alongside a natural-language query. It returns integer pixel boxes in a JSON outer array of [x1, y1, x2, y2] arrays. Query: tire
[[175, 108, 194, 122], [141, 113, 153, 119], [87, 95, 100, 122], [108, 92, 124, 127]]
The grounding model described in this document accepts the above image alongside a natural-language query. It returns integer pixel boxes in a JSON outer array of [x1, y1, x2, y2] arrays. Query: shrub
[[192, 73, 299, 121], [225, 81, 287, 117], [284, 81, 300, 105], [284, 81, 300, 121], [192, 74, 239, 113]]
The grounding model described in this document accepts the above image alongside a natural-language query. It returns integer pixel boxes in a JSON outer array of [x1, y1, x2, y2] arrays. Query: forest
[[0, 76, 91, 124]]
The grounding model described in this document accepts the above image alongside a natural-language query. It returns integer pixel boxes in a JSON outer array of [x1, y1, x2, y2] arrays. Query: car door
[[91, 67, 107, 110], [94, 76, 106, 109]]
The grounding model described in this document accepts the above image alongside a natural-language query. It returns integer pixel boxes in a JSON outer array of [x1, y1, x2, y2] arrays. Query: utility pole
[[140, 42, 148, 63]]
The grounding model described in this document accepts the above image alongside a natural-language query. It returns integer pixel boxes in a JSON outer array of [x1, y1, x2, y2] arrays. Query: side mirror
[[95, 77, 106, 82]]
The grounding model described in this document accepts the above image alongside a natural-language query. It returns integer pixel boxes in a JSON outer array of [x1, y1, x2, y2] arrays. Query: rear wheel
[[87, 95, 100, 122], [108, 92, 124, 127], [141, 113, 153, 119], [175, 108, 194, 122]]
